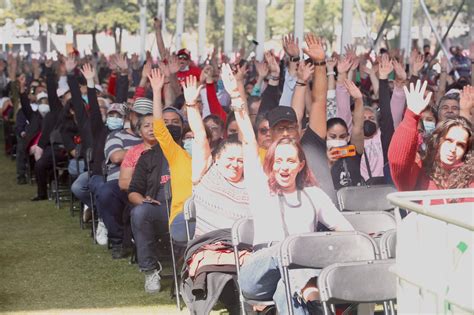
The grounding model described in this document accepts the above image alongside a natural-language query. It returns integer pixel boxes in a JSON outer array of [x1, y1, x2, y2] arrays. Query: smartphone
[[332, 145, 356, 159]]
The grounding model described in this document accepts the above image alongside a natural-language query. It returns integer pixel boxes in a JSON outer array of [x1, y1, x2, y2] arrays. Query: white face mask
[[326, 139, 348, 149], [183, 139, 193, 156], [30, 103, 39, 112], [38, 104, 50, 117], [423, 120, 436, 135]]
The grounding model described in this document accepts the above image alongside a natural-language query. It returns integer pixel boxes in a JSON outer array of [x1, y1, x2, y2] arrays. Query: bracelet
[[185, 102, 198, 107], [313, 60, 326, 66], [289, 56, 300, 63], [327, 71, 336, 76], [295, 81, 307, 86]]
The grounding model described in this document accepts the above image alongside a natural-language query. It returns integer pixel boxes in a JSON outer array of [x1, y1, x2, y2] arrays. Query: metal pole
[[198, 0, 207, 63], [432, 0, 466, 59], [419, 0, 457, 78], [224, 0, 234, 56], [157, 0, 166, 32], [373, 0, 396, 51], [354, 0, 375, 50], [139, 0, 147, 61], [294, 0, 304, 52], [175, 0, 185, 50], [399, 0, 413, 63], [256, 0, 267, 61], [341, 0, 353, 52]]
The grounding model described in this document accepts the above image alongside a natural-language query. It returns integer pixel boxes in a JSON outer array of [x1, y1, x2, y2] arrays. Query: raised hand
[[44, 58, 53, 68], [130, 53, 140, 70], [343, 79, 363, 99], [359, 59, 374, 75], [264, 51, 280, 76], [378, 54, 393, 80], [349, 56, 360, 72], [459, 85, 474, 114], [234, 63, 248, 82], [469, 43, 474, 61], [410, 51, 424, 75], [80, 63, 96, 81], [255, 61, 269, 79], [141, 60, 152, 79], [65, 54, 77, 73], [440, 55, 448, 72], [200, 64, 214, 84], [393, 59, 407, 81], [403, 80, 432, 115], [220, 63, 239, 96], [303, 33, 325, 61], [181, 75, 202, 105], [282, 33, 300, 58], [147, 68, 165, 91], [337, 55, 352, 74], [153, 17, 162, 31], [115, 54, 128, 74], [296, 61, 315, 83], [18, 73, 26, 93], [326, 56, 337, 71], [168, 53, 180, 74]]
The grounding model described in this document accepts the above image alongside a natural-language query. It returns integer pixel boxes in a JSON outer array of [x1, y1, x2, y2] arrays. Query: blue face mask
[[217, 80, 225, 92], [106, 117, 124, 130], [82, 95, 89, 104], [423, 120, 436, 135], [183, 139, 193, 156]]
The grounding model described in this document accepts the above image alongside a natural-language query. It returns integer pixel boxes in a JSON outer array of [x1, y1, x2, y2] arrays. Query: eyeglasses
[[274, 125, 297, 133], [258, 127, 270, 135], [177, 55, 189, 60]]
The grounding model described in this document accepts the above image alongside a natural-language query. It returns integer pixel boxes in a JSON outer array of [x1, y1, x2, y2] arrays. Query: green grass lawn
[[0, 128, 190, 314]]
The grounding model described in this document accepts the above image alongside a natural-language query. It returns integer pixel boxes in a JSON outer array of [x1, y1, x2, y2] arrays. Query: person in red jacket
[[389, 80, 473, 196], [175, 49, 201, 84]]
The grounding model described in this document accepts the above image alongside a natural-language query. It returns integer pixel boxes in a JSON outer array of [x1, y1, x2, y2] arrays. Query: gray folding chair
[[318, 259, 397, 315], [183, 196, 196, 242], [85, 148, 97, 243], [380, 229, 396, 259], [342, 211, 396, 237], [231, 218, 275, 314], [337, 185, 397, 212], [280, 231, 379, 315]]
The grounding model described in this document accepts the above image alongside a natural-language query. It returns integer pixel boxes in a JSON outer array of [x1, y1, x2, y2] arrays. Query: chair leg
[[89, 192, 97, 244], [322, 302, 331, 315], [168, 234, 181, 310], [79, 203, 84, 230]]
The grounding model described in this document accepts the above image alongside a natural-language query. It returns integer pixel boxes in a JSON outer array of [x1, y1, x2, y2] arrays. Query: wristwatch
[[289, 56, 300, 63], [313, 60, 326, 66]]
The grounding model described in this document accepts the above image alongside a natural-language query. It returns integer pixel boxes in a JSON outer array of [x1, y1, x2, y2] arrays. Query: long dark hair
[[421, 117, 473, 189], [263, 138, 317, 194]]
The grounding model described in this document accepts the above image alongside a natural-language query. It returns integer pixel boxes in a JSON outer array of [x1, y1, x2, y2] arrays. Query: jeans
[[71, 172, 104, 208], [95, 179, 128, 246], [15, 135, 27, 179], [239, 245, 318, 315], [170, 212, 195, 245], [131, 203, 169, 271], [68, 159, 85, 176]]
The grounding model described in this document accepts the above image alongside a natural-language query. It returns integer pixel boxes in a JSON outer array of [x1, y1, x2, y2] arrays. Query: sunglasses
[[258, 127, 270, 135], [177, 55, 189, 60]]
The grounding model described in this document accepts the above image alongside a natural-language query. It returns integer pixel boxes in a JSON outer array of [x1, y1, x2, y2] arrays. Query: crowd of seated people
[[1, 17, 473, 314]]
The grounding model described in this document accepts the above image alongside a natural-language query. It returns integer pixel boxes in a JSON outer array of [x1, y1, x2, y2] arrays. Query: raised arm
[[378, 54, 396, 161], [291, 61, 314, 126], [65, 55, 88, 130], [153, 18, 167, 59], [113, 54, 129, 103], [81, 64, 103, 135], [335, 55, 353, 129], [182, 75, 212, 184], [343, 80, 364, 154], [303, 34, 327, 139], [257, 51, 281, 115], [18, 75, 33, 121], [391, 59, 408, 128], [44, 59, 61, 112], [389, 80, 431, 191], [459, 85, 473, 122], [436, 56, 448, 103]]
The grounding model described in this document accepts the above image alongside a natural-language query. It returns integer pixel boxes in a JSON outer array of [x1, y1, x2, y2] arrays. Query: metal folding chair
[[85, 148, 97, 242], [49, 133, 69, 209], [183, 196, 196, 242], [318, 259, 397, 315], [342, 211, 396, 237], [337, 184, 397, 212], [280, 231, 379, 315], [231, 218, 275, 315]]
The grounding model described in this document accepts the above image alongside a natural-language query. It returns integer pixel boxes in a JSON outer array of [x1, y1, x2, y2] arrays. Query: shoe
[[31, 195, 47, 201], [144, 265, 162, 293], [95, 220, 108, 245], [111, 246, 132, 259], [83, 205, 92, 223], [17, 177, 27, 185]]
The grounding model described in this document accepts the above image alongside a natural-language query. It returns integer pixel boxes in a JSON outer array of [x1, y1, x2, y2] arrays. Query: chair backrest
[[380, 229, 396, 259], [318, 259, 397, 304], [337, 185, 397, 211], [280, 231, 379, 269], [231, 218, 254, 247], [342, 211, 396, 236], [183, 196, 196, 221]]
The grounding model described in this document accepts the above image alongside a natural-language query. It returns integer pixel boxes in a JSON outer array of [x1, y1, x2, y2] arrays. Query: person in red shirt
[[175, 49, 201, 84], [389, 80, 473, 198]]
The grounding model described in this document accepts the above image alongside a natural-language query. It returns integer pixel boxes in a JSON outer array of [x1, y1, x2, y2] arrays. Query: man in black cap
[[266, 106, 300, 142]]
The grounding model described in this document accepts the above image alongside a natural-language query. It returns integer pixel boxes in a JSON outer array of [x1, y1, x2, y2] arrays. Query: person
[[175, 49, 202, 84], [436, 92, 460, 123], [389, 80, 473, 199], [220, 61, 353, 313], [254, 114, 272, 150], [181, 74, 250, 237], [449, 46, 471, 78]]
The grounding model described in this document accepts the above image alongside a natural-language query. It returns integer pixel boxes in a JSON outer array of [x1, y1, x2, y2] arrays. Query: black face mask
[[166, 124, 182, 142], [363, 120, 377, 137]]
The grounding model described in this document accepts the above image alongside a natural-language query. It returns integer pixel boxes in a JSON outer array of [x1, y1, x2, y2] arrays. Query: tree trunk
[[112, 25, 118, 53], [118, 27, 123, 53], [92, 28, 99, 53]]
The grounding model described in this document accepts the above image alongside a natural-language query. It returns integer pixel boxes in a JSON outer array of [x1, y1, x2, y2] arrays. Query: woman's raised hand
[[403, 79, 432, 115], [181, 75, 202, 105], [80, 63, 96, 81], [147, 68, 165, 92], [221, 63, 239, 97]]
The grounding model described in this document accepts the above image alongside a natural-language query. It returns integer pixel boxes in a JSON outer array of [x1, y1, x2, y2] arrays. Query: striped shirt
[[104, 129, 142, 181]]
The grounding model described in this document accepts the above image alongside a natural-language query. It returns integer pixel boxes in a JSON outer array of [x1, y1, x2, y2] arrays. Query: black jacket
[[128, 145, 165, 199], [19, 92, 42, 146]]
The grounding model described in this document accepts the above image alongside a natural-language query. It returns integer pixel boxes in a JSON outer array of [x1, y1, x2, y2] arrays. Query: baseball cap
[[107, 103, 126, 116], [132, 97, 153, 115], [163, 106, 185, 123], [36, 92, 48, 101], [266, 106, 298, 128], [177, 49, 191, 60]]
